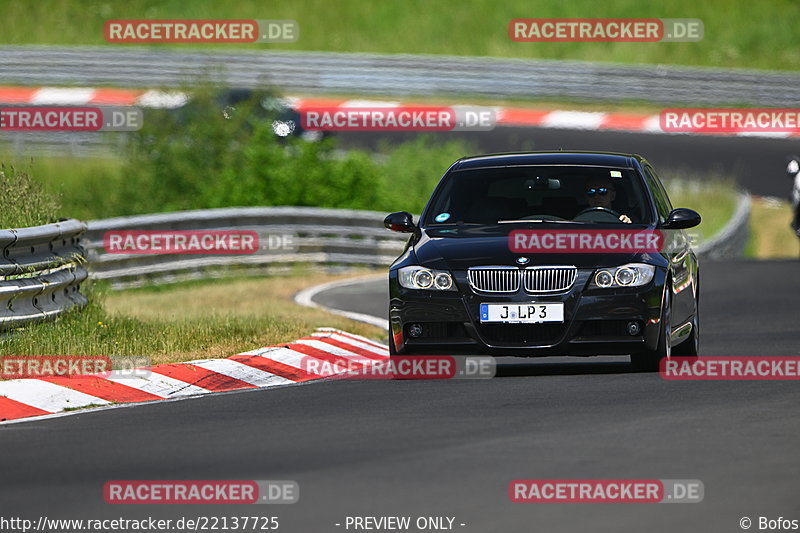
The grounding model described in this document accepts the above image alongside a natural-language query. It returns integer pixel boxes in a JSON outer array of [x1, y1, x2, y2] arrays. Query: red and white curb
[[0, 86, 189, 109], [0, 86, 796, 139], [0, 328, 387, 424]]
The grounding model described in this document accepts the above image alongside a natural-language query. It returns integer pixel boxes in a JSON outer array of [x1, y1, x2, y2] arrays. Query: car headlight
[[591, 263, 655, 288], [398, 266, 456, 291]]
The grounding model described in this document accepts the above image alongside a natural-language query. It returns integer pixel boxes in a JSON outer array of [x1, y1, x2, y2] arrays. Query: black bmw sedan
[[384, 152, 701, 371]]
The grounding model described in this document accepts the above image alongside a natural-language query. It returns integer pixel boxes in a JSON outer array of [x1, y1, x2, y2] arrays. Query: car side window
[[643, 165, 672, 223], [647, 165, 674, 212]]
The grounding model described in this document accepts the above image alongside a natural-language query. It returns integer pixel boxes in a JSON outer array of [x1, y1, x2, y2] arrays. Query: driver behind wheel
[[583, 177, 632, 223]]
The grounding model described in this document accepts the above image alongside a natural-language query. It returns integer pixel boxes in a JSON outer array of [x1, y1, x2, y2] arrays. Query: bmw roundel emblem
[[516, 257, 530, 265]]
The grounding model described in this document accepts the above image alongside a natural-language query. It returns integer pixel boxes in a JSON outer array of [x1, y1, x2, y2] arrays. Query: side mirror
[[384, 211, 416, 233], [663, 208, 701, 229]]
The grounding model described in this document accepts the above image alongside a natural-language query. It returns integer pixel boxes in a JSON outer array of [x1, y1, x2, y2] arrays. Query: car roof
[[452, 151, 643, 171]]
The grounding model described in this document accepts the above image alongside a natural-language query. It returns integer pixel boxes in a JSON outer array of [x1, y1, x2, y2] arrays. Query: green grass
[[0, 0, 798, 70], [663, 176, 737, 242], [0, 155, 125, 222], [0, 271, 385, 365], [0, 163, 61, 228], [746, 196, 798, 259]]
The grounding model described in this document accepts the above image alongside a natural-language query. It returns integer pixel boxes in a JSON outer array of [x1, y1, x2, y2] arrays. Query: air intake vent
[[523, 266, 577, 293], [467, 267, 519, 293]]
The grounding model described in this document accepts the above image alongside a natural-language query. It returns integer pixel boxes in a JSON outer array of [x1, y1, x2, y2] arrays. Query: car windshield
[[424, 165, 653, 226]]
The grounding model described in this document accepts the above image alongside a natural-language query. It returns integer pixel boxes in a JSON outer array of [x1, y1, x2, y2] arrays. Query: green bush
[[3, 88, 475, 220], [110, 87, 472, 216], [378, 137, 474, 214]]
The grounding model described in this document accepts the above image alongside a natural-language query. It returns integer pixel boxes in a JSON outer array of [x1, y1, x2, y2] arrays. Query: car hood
[[413, 226, 658, 270]]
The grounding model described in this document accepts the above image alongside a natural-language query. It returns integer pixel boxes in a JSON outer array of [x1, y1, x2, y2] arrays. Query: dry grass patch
[[747, 197, 799, 259]]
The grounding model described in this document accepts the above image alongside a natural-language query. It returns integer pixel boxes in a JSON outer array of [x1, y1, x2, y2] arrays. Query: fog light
[[627, 321, 641, 336], [408, 323, 424, 338]]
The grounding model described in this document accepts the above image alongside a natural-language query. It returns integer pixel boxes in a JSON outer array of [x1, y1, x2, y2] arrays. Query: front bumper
[[389, 268, 666, 356]]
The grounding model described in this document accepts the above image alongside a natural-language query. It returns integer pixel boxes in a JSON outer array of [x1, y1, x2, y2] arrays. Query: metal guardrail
[[2, 46, 799, 106], [0, 219, 88, 330], [0, 132, 127, 158], [83, 207, 409, 288], [83, 202, 751, 290]]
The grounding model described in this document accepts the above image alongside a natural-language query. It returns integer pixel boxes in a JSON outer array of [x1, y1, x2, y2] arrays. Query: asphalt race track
[[340, 127, 800, 198], [0, 260, 798, 533]]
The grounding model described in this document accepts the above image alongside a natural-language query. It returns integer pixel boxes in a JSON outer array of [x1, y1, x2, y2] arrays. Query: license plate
[[479, 303, 564, 323]]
